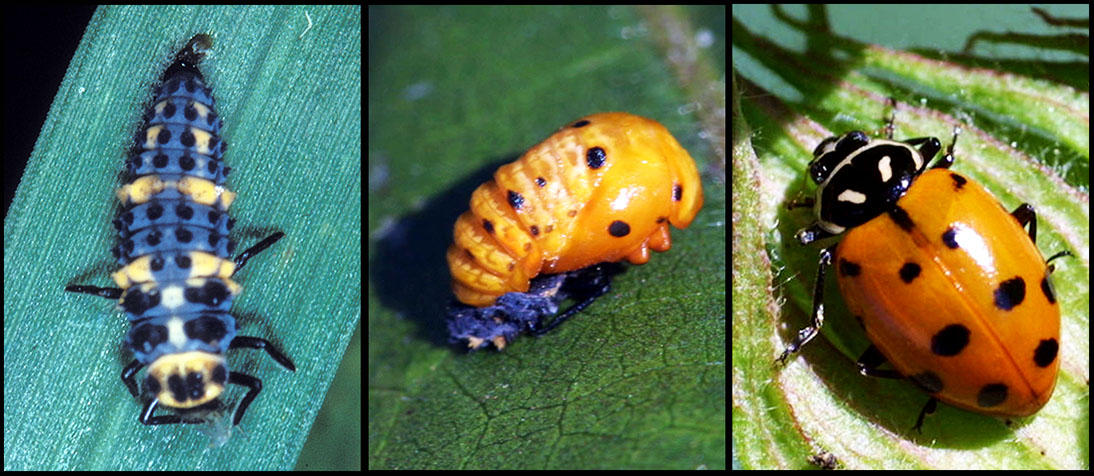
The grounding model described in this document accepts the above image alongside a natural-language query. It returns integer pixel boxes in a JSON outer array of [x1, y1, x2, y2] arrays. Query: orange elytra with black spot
[[447, 112, 703, 308]]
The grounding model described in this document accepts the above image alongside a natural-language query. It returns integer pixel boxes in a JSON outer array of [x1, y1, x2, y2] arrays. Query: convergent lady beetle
[[446, 112, 703, 350], [778, 101, 1067, 431]]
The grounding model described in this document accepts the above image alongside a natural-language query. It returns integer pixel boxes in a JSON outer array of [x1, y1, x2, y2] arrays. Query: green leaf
[[4, 5, 360, 469]]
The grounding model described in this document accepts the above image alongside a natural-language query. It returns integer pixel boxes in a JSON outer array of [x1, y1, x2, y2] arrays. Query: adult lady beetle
[[447, 112, 703, 350], [65, 35, 294, 428], [778, 102, 1067, 431]]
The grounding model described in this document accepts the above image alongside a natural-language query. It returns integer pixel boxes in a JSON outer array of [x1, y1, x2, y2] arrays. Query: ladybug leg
[[884, 97, 897, 139], [902, 136, 944, 172], [1010, 203, 1037, 242], [233, 232, 285, 273], [121, 359, 144, 398], [777, 245, 836, 364], [795, 225, 838, 246], [857, 346, 938, 433], [65, 284, 123, 299], [927, 129, 960, 170], [138, 398, 205, 425], [785, 196, 814, 210], [230, 336, 296, 371], [912, 398, 938, 433], [855, 345, 903, 379], [533, 263, 618, 336]]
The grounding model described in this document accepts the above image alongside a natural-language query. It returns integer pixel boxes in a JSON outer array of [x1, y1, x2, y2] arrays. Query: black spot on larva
[[176, 204, 193, 220], [1033, 339, 1058, 368], [673, 184, 683, 201], [535, 177, 546, 187], [994, 277, 1026, 310], [931, 324, 969, 356], [180, 130, 196, 148], [184, 103, 199, 121], [572, 119, 591, 128], [529, 225, 540, 237], [180, 154, 195, 171], [586, 147, 606, 169], [608, 220, 630, 237], [482, 219, 494, 234]]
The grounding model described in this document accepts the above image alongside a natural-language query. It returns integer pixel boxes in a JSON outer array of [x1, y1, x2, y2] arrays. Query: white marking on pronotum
[[299, 11, 313, 40]]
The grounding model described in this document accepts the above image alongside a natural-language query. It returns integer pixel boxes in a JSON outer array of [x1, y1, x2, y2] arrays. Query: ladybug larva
[[66, 34, 295, 429], [779, 100, 1068, 431], [446, 112, 703, 350]]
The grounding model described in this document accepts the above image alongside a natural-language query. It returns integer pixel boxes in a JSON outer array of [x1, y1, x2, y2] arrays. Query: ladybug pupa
[[66, 34, 295, 428], [446, 112, 703, 350]]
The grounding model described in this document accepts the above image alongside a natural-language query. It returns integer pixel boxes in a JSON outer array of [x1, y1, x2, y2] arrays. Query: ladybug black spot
[[947, 172, 968, 190], [977, 383, 1009, 408], [507, 190, 525, 210], [898, 262, 921, 284], [887, 206, 915, 232], [910, 371, 944, 394], [1033, 339, 1058, 367], [941, 227, 959, 249], [838, 258, 861, 278], [994, 277, 1026, 311], [930, 324, 969, 356]]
